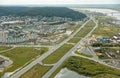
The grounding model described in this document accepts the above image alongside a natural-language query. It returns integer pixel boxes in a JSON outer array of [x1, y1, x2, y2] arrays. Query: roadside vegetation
[[20, 64, 52, 78], [42, 44, 74, 64], [68, 38, 81, 43], [50, 56, 120, 78], [92, 74, 120, 78], [68, 24, 80, 32], [0, 47, 48, 77], [68, 20, 95, 43], [54, 21, 84, 45], [75, 51, 93, 58], [75, 20, 95, 37], [0, 46, 12, 51]]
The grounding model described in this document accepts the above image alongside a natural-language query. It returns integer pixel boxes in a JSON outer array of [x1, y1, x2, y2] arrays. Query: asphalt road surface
[[42, 18, 98, 78], [9, 18, 92, 78]]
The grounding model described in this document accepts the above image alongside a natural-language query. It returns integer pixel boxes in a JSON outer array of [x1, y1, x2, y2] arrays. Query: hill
[[0, 7, 86, 20]]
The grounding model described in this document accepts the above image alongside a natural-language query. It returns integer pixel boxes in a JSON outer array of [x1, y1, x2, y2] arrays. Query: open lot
[[93, 16, 120, 36], [92, 25, 120, 36], [0, 47, 48, 77], [0, 46, 12, 51]]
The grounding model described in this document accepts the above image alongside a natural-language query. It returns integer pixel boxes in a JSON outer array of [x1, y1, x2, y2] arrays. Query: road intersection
[[42, 18, 98, 78], [9, 18, 92, 78]]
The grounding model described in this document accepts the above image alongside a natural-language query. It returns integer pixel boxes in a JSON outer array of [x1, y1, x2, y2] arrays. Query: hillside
[[0, 7, 86, 20]]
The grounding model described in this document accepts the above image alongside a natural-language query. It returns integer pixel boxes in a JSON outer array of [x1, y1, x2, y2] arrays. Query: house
[[108, 52, 117, 58], [0, 57, 5, 65], [112, 36, 118, 40], [111, 36, 120, 43]]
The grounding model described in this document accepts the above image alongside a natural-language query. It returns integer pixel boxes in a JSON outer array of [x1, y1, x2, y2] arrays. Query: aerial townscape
[[0, 0, 120, 78]]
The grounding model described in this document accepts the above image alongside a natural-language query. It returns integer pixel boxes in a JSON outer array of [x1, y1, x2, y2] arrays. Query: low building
[[0, 57, 5, 65], [65, 30, 73, 35]]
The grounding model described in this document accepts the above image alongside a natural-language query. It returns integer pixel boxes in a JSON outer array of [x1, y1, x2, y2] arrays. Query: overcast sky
[[0, 0, 119, 5]]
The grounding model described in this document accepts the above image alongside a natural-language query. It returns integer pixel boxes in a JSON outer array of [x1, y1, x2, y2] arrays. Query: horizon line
[[0, 4, 120, 7]]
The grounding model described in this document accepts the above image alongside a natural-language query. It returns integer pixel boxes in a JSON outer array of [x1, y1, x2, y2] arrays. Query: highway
[[42, 18, 98, 78], [9, 18, 92, 78]]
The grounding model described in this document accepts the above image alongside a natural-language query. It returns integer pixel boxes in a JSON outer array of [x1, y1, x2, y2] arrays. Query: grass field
[[92, 25, 120, 36], [0, 47, 48, 77], [93, 16, 120, 36], [92, 74, 120, 78], [50, 56, 120, 78], [1, 47, 48, 71], [42, 44, 74, 64], [0, 46, 12, 51], [20, 64, 52, 78]]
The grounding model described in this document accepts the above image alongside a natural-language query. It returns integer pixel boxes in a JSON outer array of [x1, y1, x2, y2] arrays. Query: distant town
[[0, 16, 75, 45]]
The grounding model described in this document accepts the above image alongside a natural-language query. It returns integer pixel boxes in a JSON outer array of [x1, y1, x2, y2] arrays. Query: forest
[[0, 7, 86, 20]]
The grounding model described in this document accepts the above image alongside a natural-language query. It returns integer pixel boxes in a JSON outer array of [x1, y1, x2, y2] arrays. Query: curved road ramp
[[0, 55, 13, 72]]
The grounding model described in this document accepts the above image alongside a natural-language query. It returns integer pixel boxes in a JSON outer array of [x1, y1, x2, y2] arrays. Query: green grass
[[50, 63, 65, 78], [92, 74, 120, 78], [75, 51, 93, 58], [0, 47, 48, 77], [75, 20, 95, 37], [95, 47, 120, 59], [93, 15, 120, 36], [50, 56, 120, 78], [68, 38, 81, 43], [42, 44, 74, 64], [55, 35, 68, 44], [65, 56, 120, 76], [56, 21, 83, 44], [92, 25, 120, 36], [20, 64, 52, 78], [0, 46, 12, 51], [67, 21, 83, 31], [68, 25, 80, 31], [68, 20, 95, 43]]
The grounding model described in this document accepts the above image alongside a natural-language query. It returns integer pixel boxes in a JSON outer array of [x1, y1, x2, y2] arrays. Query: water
[[55, 68, 89, 78], [74, 8, 120, 20]]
